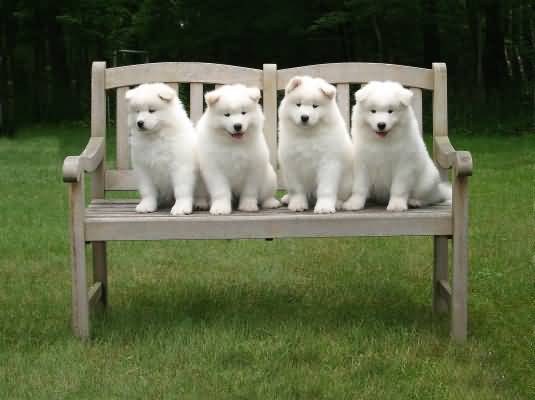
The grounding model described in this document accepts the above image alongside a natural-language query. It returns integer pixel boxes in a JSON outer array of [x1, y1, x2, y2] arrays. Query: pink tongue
[[376, 131, 387, 138], [231, 132, 244, 139]]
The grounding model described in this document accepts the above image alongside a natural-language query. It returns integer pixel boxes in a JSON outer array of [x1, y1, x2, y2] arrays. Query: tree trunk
[[421, 0, 441, 66], [467, 0, 485, 93], [0, 3, 17, 136], [483, 0, 507, 91], [371, 14, 384, 62], [528, 2, 535, 129]]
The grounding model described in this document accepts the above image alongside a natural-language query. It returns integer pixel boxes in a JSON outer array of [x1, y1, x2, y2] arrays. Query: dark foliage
[[1, 0, 534, 134]]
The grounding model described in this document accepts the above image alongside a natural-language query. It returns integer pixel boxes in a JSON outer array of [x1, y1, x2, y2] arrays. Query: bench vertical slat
[[190, 83, 203, 124], [116, 87, 130, 170], [91, 62, 106, 198], [92, 62, 106, 139], [70, 177, 89, 339], [410, 88, 423, 135], [451, 175, 469, 342], [336, 83, 350, 130], [433, 236, 449, 313], [263, 64, 278, 168], [432, 63, 448, 180]]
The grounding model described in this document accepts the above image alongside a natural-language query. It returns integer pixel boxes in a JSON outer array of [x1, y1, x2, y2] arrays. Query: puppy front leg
[[387, 172, 411, 212], [193, 171, 210, 210], [136, 168, 158, 213], [285, 171, 308, 212], [203, 167, 232, 215], [343, 162, 369, 211], [238, 169, 261, 212], [314, 162, 341, 214], [170, 166, 194, 216]]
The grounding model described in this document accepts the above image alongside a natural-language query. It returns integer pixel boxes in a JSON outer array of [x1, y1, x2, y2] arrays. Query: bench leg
[[433, 236, 449, 314], [69, 180, 90, 339], [451, 176, 469, 343], [92, 241, 108, 307]]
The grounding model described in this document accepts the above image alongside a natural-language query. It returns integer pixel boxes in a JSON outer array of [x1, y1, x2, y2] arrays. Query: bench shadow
[[92, 279, 448, 341]]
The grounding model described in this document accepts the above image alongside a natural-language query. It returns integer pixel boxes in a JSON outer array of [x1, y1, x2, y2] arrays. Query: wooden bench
[[63, 61, 473, 342]]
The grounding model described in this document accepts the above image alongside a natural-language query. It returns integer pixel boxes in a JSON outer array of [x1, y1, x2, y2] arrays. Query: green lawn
[[0, 125, 533, 399]]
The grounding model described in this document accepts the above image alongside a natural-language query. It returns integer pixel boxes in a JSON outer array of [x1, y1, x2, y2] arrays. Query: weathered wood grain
[[278, 63, 434, 90], [336, 83, 350, 130], [85, 201, 452, 241], [263, 64, 278, 167], [106, 62, 263, 89]]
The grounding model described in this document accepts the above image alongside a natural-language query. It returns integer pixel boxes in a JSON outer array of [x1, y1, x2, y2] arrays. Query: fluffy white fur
[[196, 84, 280, 215], [278, 76, 353, 213], [127, 83, 208, 215], [343, 80, 452, 212]]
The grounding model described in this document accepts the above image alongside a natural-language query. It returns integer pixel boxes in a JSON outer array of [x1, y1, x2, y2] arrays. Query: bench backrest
[[90, 62, 448, 192]]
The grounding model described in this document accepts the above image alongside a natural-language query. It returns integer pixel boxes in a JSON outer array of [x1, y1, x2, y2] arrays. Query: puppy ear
[[319, 81, 336, 99], [354, 82, 373, 103], [205, 90, 220, 106], [285, 76, 302, 95], [248, 87, 261, 103], [399, 87, 414, 106], [157, 84, 176, 102], [125, 88, 135, 102]]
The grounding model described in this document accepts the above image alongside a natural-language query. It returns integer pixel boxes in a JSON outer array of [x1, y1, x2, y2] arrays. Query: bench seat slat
[[85, 200, 452, 241]]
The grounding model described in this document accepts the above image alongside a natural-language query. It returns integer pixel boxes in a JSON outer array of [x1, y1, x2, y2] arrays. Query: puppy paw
[[262, 198, 281, 209], [314, 198, 336, 214], [280, 194, 289, 205], [387, 197, 408, 212], [408, 198, 423, 208], [171, 199, 193, 216], [288, 196, 308, 212], [194, 197, 210, 211], [342, 195, 366, 211], [210, 200, 232, 215], [238, 197, 259, 212], [136, 198, 157, 213]]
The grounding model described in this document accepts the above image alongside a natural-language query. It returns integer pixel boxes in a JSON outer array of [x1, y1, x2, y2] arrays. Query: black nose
[[377, 122, 386, 130], [301, 115, 309, 123], [233, 123, 242, 132], [137, 120, 144, 128]]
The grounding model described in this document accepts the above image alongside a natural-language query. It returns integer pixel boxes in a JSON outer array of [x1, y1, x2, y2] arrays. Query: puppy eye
[[224, 113, 230, 117], [371, 110, 376, 114], [148, 108, 156, 113], [241, 111, 247, 115], [388, 109, 393, 114], [296, 103, 301, 107], [312, 104, 318, 109]]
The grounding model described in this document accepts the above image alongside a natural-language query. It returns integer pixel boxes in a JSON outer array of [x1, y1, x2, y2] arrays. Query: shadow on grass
[[91, 280, 449, 342]]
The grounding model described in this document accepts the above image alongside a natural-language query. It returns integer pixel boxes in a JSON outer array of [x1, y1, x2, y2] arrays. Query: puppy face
[[354, 81, 413, 138], [126, 83, 177, 133], [204, 84, 262, 140], [281, 76, 336, 128]]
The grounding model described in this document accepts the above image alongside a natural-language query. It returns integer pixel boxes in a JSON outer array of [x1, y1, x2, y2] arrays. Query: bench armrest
[[434, 136, 473, 177], [63, 137, 105, 182]]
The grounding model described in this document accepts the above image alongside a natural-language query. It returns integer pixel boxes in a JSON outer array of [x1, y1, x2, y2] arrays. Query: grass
[[0, 124, 533, 399]]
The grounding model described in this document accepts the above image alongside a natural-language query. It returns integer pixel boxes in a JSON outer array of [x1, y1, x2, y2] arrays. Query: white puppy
[[196, 84, 280, 215], [127, 83, 207, 215], [278, 76, 353, 213], [343, 80, 452, 212]]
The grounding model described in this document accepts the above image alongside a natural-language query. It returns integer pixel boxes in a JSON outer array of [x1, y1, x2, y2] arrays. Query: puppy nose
[[377, 122, 386, 130], [233, 123, 242, 132], [301, 115, 309, 123], [137, 120, 145, 128]]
